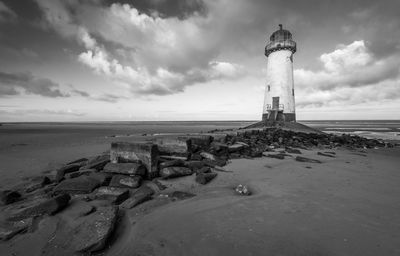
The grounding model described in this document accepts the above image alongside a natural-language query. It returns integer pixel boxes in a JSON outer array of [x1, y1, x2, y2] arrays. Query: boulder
[[91, 186, 129, 205], [110, 142, 159, 179], [202, 159, 227, 167], [109, 175, 142, 189], [9, 194, 71, 221], [159, 167, 192, 179], [295, 156, 322, 163], [80, 154, 110, 171], [154, 138, 190, 157], [0, 190, 21, 205], [120, 186, 154, 209], [103, 162, 146, 177], [53, 176, 102, 195], [70, 206, 118, 253], [195, 166, 212, 175], [195, 172, 217, 185]]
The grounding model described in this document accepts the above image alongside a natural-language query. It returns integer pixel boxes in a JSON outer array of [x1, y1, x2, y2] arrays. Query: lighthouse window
[[292, 89, 294, 96], [268, 85, 270, 91]]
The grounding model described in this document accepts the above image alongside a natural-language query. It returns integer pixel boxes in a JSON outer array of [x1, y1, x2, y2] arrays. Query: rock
[[202, 159, 227, 167], [196, 166, 212, 175], [235, 184, 251, 196], [91, 186, 129, 205], [263, 153, 285, 160], [80, 154, 110, 171], [25, 176, 51, 193], [318, 152, 335, 157], [285, 147, 302, 154], [65, 169, 96, 179], [120, 186, 154, 209], [110, 142, 159, 179], [109, 175, 142, 189], [169, 191, 196, 200], [9, 194, 71, 221], [0, 218, 33, 241], [62, 200, 94, 219], [88, 172, 111, 186], [0, 190, 21, 205], [159, 155, 188, 161], [184, 160, 205, 171], [103, 162, 146, 177], [159, 166, 192, 179], [154, 138, 190, 157], [55, 164, 82, 182], [195, 172, 217, 185], [228, 143, 245, 153], [53, 176, 102, 195], [66, 157, 88, 165], [179, 135, 213, 152], [144, 180, 167, 193], [159, 159, 186, 169], [295, 156, 322, 163], [71, 206, 118, 253], [200, 152, 217, 161]]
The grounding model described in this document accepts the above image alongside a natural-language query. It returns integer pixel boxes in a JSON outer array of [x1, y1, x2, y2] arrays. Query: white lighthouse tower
[[262, 24, 297, 122]]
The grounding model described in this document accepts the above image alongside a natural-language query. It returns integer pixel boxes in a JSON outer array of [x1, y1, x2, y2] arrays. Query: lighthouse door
[[272, 97, 280, 110]]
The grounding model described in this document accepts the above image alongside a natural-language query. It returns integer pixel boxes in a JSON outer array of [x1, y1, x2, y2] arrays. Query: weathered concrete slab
[[9, 194, 71, 221], [154, 138, 190, 157], [159, 159, 186, 169], [92, 186, 129, 204], [109, 175, 142, 189], [110, 142, 159, 179], [55, 163, 82, 182], [71, 206, 118, 252], [120, 186, 154, 209], [159, 167, 192, 179], [54, 176, 102, 195], [178, 135, 213, 152], [25, 176, 51, 193], [80, 154, 110, 171], [103, 162, 146, 176]]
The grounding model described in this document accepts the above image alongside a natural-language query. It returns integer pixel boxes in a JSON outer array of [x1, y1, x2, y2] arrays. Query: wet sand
[[2, 146, 400, 256]]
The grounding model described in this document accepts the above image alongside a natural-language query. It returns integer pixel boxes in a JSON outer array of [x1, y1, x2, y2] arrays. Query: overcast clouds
[[0, 0, 399, 121]]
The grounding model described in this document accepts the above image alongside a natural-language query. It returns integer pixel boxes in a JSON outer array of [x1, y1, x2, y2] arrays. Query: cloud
[[0, 109, 86, 116], [294, 40, 400, 108], [0, 71, 70, 97], [34, 0, 245, 96], [0, 1, 16, 22]]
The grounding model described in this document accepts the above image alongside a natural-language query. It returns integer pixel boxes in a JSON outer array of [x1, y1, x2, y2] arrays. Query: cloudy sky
[[0, 0, 399, 121]]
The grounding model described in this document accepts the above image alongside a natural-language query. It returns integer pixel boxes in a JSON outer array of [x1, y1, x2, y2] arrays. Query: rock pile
[[0, 126, 393, 252]]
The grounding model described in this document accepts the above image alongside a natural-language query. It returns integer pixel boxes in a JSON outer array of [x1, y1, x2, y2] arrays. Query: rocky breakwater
[[0, 127, 395, 254]]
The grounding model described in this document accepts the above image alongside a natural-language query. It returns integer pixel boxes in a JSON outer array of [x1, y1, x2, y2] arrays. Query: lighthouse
[[262, 24, 297, 122]]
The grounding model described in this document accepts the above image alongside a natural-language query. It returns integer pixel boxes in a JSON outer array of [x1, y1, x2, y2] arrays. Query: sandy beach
[[1, 123, 399, 255]]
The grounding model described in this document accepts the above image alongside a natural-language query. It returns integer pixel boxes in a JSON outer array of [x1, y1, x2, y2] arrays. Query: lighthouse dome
[[270, 24, 292, 41]]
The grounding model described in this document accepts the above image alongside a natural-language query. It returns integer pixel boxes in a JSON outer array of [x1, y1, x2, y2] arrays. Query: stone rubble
[[0, 126, 395, 253]]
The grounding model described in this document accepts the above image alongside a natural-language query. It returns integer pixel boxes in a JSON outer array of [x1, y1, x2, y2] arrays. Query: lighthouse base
[[262, 112, 296, 122]]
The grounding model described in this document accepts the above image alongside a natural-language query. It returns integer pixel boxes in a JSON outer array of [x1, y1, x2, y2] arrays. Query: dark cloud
[[0, 71, 69, 97]]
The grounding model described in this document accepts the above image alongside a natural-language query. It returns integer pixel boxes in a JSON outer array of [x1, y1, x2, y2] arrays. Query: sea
[[0, 120, 399, 149]]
